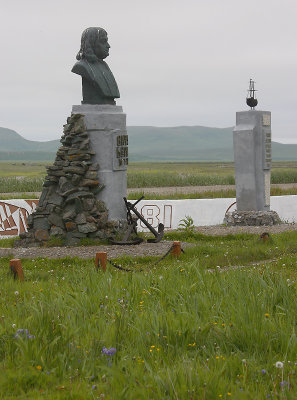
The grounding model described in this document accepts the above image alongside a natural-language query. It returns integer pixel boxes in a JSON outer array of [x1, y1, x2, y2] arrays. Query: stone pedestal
[[72, 104, 128, 222], [234, 110, 271, 211], [229, 110, 280, 226]]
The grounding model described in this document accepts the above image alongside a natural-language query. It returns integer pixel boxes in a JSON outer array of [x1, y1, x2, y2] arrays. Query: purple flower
[[261, 369, 266, 374], [92, 385, 97, 390], [280, 381, 288, 388], [102, 346, 116, 356], [15, 329, 34, 339]]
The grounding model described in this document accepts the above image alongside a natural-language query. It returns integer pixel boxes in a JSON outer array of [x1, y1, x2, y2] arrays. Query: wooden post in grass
[[9, 259, 24, 281], [95, 252, 107, 272], [171, 241, 181, 257]]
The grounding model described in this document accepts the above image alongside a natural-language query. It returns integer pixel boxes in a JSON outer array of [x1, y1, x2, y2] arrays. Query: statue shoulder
[[71, 60, 92, 80]]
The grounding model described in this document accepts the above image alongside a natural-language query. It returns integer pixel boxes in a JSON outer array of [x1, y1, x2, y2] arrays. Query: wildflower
[[227, 393, 232, 396], [92, 384, 97, 390], [242, 359, 247, 364], [36, 365, 42, 370], [15, 329, 35, 339], [275, 361, 284, 368], [264, 313, 270, 318], [280, 381, 288, 388], [102, 346, 116, 356], [12, 324, 16, 328], [261, 369, 266, 374], [14, 291, 19, 296]]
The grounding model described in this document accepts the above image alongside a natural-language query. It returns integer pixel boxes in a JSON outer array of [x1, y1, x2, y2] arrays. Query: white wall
[[1, 196, 296, 237]]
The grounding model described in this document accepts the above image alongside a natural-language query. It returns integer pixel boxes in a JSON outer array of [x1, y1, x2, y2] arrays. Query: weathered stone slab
[[75, 213, 87, 224], [48, 213, 65, 229], [33, 216, 50, 230], [78, 222, 97, 233], [35, 229, 49, 242]]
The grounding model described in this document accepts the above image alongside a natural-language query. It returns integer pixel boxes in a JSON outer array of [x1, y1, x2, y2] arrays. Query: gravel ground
[[1, 223, 296, 260], [0, 240, 194, 260]]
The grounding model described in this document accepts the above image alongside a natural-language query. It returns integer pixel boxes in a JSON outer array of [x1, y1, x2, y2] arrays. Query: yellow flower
[[156, 348, 160, 351], [265, 313, 270, 318], [216, 356, 220, 359], [227, 393, 232, 396], [150, 345, 155, 348], [218, 395, 222, 398], [40, 289, 43, 292], [36, 365, 42, 370]]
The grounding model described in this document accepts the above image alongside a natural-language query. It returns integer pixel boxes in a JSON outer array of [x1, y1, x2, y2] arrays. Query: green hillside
[[0, 127, 60, 152], [0, 126, 296, 162]]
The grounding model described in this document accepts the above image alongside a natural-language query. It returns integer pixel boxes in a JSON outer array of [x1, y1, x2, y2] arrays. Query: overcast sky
[[0, 0, 296, 143]]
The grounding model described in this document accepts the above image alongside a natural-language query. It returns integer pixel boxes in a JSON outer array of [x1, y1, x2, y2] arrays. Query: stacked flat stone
[[224, 210, 281, 226], [17, 113, 118, 247]]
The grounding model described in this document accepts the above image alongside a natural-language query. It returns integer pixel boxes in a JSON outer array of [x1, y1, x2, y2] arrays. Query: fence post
[[95, 252, 107, 272], [171, 241, 181, 257], [9, 259, 24, 281]]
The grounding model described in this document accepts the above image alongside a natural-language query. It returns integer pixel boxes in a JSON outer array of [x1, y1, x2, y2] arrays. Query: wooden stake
[[95, 252, 107, 272], [171, 241, 181, 257], [9, 259, 24, 281]]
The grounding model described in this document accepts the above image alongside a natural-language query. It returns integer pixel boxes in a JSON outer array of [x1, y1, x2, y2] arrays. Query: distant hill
[[0, 126, 296, 162], [128, 126, 297, 161]]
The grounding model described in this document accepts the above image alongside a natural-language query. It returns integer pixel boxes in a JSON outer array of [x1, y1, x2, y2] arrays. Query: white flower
[[242, 359, 247, 364], [14, 291, 19, 296], [275, 361, 284, 368], [12, 324, 16, 328]]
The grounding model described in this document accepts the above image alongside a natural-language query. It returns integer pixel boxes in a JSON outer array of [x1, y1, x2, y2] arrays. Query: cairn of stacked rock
[[17, 113, 118, 247]]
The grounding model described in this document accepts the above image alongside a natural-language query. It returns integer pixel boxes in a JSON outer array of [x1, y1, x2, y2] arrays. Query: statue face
[[94, 31, 110, 60]]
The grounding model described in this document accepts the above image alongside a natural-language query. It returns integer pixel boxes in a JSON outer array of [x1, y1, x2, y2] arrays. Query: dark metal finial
[[246, 79, 258, 109]]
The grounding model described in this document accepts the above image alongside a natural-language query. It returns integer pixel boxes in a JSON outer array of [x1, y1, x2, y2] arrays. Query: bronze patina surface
[[72, 27, 120, 105]]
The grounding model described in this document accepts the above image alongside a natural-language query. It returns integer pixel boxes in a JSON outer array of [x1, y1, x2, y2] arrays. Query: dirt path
[[1, 183, 297, 198], [0, 240, 193, 260]]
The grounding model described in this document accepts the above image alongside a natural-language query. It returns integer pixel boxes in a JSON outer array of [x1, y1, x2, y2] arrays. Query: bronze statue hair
[[76, 27, 107, 63]]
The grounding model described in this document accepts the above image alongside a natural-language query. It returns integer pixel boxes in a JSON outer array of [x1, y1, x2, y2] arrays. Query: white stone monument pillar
[[225, 110, 281, 225], [72, 104, 128, 222], [234, 110, 271, 211]]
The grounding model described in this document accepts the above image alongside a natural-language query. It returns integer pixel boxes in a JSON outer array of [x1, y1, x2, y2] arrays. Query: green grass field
[[0, 230, 297, 399], [0, 162, 297, 195]]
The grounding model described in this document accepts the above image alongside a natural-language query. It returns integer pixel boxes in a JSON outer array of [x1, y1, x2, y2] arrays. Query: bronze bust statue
[[72, 27, 120, 105]]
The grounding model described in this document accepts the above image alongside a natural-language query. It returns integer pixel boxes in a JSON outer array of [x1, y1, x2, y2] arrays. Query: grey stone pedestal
[[72, 104, 128, 223], [227, 110, 280, 226]]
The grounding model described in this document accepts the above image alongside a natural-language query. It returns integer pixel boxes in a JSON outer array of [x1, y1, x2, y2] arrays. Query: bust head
[[76, 27, 110, 63]]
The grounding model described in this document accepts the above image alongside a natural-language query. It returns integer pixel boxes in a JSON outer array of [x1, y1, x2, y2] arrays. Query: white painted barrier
[[134, 196, 297, 231], [0, 196, 296, 237]]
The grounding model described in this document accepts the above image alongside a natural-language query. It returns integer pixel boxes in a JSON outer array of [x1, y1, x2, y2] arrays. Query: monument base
[[224, 210, 281, 226], [16, 111, 128, 247]]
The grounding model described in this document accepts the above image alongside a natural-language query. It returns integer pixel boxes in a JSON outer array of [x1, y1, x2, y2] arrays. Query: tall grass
[[0, 231, 297, 398], [0, 162, 297, 193], [0, 177, 44, 193]]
